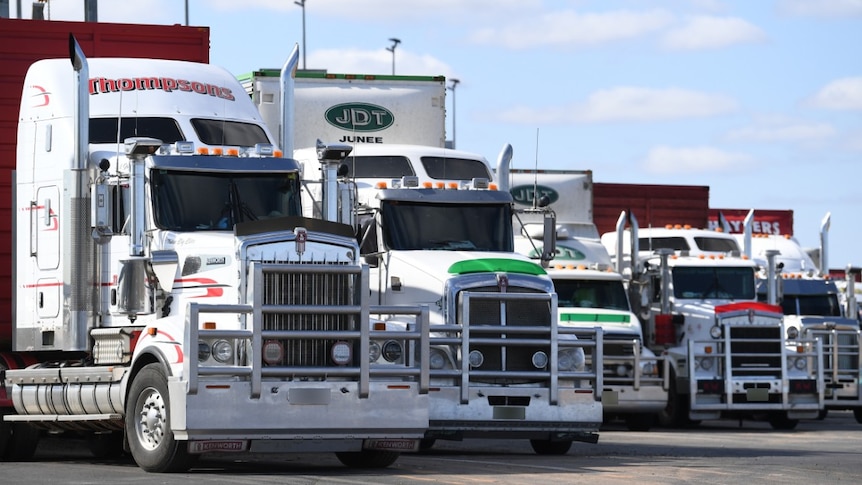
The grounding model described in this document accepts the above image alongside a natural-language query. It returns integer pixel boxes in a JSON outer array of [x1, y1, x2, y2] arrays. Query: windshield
[[90, 117, 184, 144], [420, 156, 492, 180], [555, 278, 631, 311], [190, 118, 270, 146], [151, 170, 301, 231], [381, 201, 513, 251], [778, 294, 842, 317], [672, 266, 756, 300]]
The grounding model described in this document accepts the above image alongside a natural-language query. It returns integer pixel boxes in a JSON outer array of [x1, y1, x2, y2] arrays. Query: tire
[[625, 413, 656, 432], [335, 450, 400, 468], [657, 372, 700, 429], [855, 408, 862, 425], [0, 411, 11, 458], [419, 438, 436, 451], [125, 363, 193, 473], [529, 439, 572, 455], [1, 421, 40, 461], [767, 412, 798, 431]]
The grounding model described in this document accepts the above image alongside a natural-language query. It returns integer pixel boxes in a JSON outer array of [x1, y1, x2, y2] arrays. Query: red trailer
[[592, 182, 710, 237], [0, 18, 210, 346]]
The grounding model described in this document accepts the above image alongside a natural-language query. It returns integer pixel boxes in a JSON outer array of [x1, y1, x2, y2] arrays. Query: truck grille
[[809, 328, 860, 381], [728, 325, 782, 377], [462, 286, 552, 383], [261, 263, 354, 367]]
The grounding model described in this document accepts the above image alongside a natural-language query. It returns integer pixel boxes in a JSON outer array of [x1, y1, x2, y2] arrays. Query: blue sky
[[16, 0, 862, 269]]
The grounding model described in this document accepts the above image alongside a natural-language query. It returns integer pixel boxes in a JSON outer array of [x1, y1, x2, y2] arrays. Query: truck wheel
[[0, 414, 40, 462], [767, 412, 798, 430], [854, 408, 862, 424], [529, 439, 572, 455], [657, 373, 699, 428], [126, 363, 192, 472], [625, 413, 656, 432], [419, 438, 436, 451], [335, 450, 400, 468]]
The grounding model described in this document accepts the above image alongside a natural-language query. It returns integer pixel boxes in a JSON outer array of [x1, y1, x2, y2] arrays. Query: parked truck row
[[3, 15, 861, 475]]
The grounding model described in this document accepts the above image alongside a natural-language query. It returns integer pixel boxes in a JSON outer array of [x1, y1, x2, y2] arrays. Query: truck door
[[34, 185, 60, 318]]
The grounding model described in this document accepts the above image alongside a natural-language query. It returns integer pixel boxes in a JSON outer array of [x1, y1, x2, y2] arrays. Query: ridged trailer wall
[[0, 18, 210, 346]]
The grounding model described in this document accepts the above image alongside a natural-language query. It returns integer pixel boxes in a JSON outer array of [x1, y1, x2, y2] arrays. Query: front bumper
[[170, 379, 428, 448]]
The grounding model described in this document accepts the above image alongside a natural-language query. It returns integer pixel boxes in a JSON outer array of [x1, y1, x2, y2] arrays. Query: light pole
[[448, 78, 460, 149], [294, 0, 307, 70], [386, 38, 400, 75]]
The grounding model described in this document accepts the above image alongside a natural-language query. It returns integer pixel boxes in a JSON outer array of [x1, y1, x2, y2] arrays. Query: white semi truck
[[603, 214, 825, 429], [0, 39, 430, 472], [498, 168, 668, 431], [242, 68, 604, 454], [735, 211, 862, 424]]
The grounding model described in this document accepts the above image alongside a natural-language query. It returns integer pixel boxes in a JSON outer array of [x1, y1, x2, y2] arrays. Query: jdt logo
[[325, 103, 394, 132]]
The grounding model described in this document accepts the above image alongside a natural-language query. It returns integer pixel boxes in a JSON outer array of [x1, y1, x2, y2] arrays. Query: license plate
[[746, 388, 769, 402], [188, 440, 248, 454], [364, 439, 419, 452]]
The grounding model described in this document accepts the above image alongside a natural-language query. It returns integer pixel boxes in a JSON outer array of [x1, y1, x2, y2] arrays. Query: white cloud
[[499, 87, 737, 124], [661, 16, 767, 50], [470, 9, 675, 49], [726, 121, 836, 142], [777, 0, 862, 18], [643, 145, 753, 174], [808, 77, 862, 110]]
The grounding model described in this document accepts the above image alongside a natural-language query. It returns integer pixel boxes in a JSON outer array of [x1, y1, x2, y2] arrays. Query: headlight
[[212, 340, 234, 363], [709, 326, 723, 339], [430, 348, 450, 369], [532, 351, 548, 369], [198, 341, 211, 362], [382, 340, 403, 362], [787, 326, 799, 340], [615, 364, 630, 377], [558, 348, 579, 371], [789, 356, 807, 371], [468, 349, 484, 368], [698, 357, 714, 371], [369, 341, 382, 363], [331, 341, 353, 365], [262, 340, 283, 365]]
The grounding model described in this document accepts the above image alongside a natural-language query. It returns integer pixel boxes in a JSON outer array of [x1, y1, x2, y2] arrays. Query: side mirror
[[540, 212, 556, 267]]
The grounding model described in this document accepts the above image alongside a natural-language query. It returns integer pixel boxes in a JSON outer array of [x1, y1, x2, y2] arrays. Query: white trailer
[[239, 69, 447, 150]]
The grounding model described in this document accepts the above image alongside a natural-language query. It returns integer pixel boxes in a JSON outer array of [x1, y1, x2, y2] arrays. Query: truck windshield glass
[[90, 117, 184, 144], [344, 155, 415, 178], [639, 237, 689, 251], [381, 201, 513, 251], [151, 170, 301, 231], [778, 294, 842, 317], [190, 118, 270, 146], [421, 156, 492, 180], [554, 279, 631, 311], [693, 237, 739, 252], [672, 266, 755, 300]]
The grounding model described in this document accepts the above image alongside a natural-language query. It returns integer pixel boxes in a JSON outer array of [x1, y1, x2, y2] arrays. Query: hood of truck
[[558, 307, 642, 337], [379, 250, 549, 324], [387, 250, 545, 284]]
